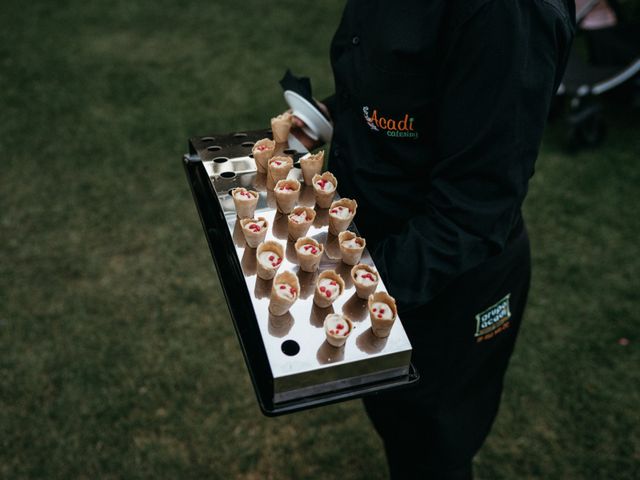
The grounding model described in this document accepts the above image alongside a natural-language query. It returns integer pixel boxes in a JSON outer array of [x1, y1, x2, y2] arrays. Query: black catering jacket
[[324, 0, 575, 314]]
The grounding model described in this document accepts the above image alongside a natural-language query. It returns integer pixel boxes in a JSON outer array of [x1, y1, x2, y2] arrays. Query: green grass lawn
[[1, 1, 638, 478]]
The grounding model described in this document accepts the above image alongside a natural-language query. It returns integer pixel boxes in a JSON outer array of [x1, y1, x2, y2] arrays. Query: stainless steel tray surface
[[198, 131, 412, 404]]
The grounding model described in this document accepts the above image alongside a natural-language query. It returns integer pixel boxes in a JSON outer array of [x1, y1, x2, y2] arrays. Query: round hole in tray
[[248, 153, 254, 158], [283, 149, 297, 155], [201, 136, 215, 142], [220, 171, 236, 179], [207, 145, 222, 152], [213, 157, 229, 164], [241, 141, 255, 148], [233, 132, 248, 138], [228, 189, 234, 196], [293, 162, 301, 169], [281, 340, 300, 356]]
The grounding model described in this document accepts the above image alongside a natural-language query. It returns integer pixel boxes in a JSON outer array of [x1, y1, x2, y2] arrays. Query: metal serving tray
[[184, 129, 418, 416]]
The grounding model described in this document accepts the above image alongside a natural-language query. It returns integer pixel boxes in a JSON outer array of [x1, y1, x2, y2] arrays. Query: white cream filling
[[325, 314, 350, 337], [371, 302, 393, 320], [298, 243, 320, 256], [317, 277, 340, 299], [274, 282, 296, 301], [234, 189, 255, 201], [243, 220, 265, 233], [258, 251, 281, 269], [276, 183, 296, 192], [329, 206, 351, 219], [269, 159, 285, 168], [314, 179, 335, 193], [289, 211, 308, 224], [341, 238, 362, 249], [354, 269, 377, 286]]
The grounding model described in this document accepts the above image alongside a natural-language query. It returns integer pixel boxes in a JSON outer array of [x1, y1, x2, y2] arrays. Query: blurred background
[[1, 1, 638, 478]]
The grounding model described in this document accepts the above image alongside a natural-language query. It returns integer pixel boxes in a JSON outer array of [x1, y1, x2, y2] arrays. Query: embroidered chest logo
[[475, 294, 512, 343], [363, 106, 419, 139]]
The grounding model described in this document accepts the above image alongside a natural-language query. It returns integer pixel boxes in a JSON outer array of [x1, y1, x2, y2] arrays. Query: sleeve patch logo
[[475, 294, 512, 343], [362, 106, 419, 139]]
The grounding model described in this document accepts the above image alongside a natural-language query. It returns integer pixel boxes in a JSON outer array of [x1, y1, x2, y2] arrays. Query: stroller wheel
[[568, 106, 606, 149]]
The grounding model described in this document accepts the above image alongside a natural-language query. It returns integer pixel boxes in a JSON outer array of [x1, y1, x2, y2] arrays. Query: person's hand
[[289, 101, 331, 151]]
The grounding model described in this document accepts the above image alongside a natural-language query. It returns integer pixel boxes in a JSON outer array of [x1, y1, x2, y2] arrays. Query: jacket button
[[352, 36, 360, 45]]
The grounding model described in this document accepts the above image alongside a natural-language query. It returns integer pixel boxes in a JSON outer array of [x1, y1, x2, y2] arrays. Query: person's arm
[[371, 0, 574, 313]]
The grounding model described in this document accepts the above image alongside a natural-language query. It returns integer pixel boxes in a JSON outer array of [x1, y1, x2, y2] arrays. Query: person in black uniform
[[291, 1, 575, 478]]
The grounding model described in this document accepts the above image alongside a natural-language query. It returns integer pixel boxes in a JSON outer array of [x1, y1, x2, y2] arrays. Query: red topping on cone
[[269, 255, 274, 261], [256, 145, 268, 151], [319, 286, 326, 292], [373, 308, 377, 312], [279, 285, 286, 289], [336, 324, 344, 330], [325, 291, 332, 298]]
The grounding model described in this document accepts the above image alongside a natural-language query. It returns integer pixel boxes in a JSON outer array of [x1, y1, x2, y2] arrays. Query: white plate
[[284, 90, 333, 143]]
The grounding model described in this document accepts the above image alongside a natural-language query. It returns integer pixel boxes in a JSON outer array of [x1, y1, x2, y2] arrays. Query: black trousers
[[363, 225, 531, 479]]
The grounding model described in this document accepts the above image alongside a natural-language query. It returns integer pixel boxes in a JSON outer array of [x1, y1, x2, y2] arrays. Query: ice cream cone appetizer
[[256, 241, 284, 280], [274, 178, 301, 214], [267, 155, 293, 190], [252, 138, 275, 174], [328, 198, 357, 235], [294, 237, 324, 272], [312, 172, 337, 208], [239, 217, 269, 248], [351, 264, 379, 299], [231, 187, 259, 219], [338, 231, 365, 265], [270, 112, 293, 143], [324, 313, 353, 347], [287, 206, 316, 241], [269, 271, 300, 316], [368, 291, 397, 338], [300, 150, 324, 185], [313, 270, 345, 308]]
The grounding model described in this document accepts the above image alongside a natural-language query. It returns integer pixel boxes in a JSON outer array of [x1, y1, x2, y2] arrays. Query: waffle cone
[[300, 151, 324, 185], [368, 291, 397, 338], [312, 172, 337, 208], [267, 155, 293, 190], [328, 198, 357, 235], [231, 188, 259, 219], [269, 271, 300, 316], [313, 270, 345, 308], [287, 207, 316, 241], [252, 138, 275, 174], [351, 264, 379, 299], [274, 179, 301, 214], [294, 237, 323, 272], [240, 217, 268, 248], [324, 314, 353, 347], [338, 231, 366, 265], [256, 241, 284, 280], [270, 112, 292, 143]]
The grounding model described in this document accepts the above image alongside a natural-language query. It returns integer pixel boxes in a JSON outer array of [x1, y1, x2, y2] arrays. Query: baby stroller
[[555, 0, 640, 147]]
